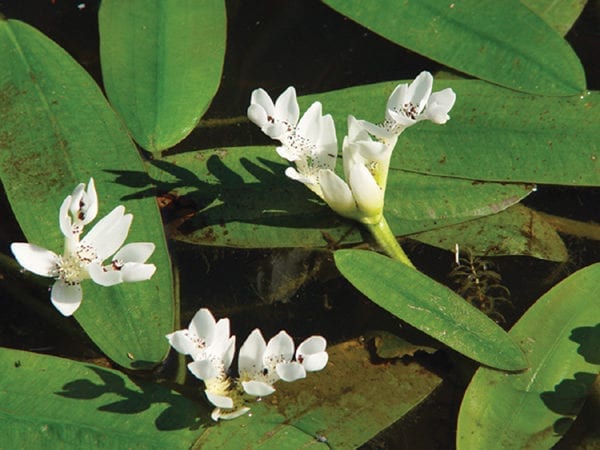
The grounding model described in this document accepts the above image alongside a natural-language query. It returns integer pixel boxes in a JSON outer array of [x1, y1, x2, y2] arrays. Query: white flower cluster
[[248, 71, 456, 224], [167, 308, 328, 421], [11, 178, 156, 316]]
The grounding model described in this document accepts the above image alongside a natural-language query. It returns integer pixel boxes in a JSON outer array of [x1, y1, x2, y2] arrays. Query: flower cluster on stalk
[[248, 71, 456, 225], [167, 308, 328, 421], [11, 178, 156, 316]]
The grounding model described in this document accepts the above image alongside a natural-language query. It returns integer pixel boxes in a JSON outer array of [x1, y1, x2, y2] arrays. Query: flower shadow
[[105, 149, 356, 246], [55, 365, 209, 432]]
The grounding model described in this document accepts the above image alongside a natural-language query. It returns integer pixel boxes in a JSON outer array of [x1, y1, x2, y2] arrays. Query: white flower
[[319, 116, 392, 223], [238, 329, 328, 397], [10, 178, 156, 316], [248, 87, 338, 198], [295, 336, 329, 372], [166, 309, 246, 420], [361, 71, 456, 142]]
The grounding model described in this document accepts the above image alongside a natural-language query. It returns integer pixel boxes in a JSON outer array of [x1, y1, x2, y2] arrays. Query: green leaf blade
[[334, 249, 528, 371], [323, 0, 586, 95], [0, 348, 204, 449], [0, 19, 174, 369], [99, 0, 226, 151], [457, 263, 600, 449]]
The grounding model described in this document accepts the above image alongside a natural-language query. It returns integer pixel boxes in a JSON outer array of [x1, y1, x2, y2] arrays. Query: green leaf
[[99, 0, 226, 151], [146, 147, 530, 247], [299, 81, 599, 186], [322, 0, 585, 95], [0, 342, 442, 449], [0, 19, 173, 369], [457, 263, 600, 449], [521, 0, 588, 36], [334, 249, 528, 370], [410, 204, 569, 261], [0, 347, 205, 449]]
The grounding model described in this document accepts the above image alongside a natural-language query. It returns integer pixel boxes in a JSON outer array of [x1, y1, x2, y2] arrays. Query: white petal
[[189, 308, 217, 343], [188, 360, 219, 380], [205, 391, 234, 409], [313, 114, 338, 170], [276, 145, 300, 162], [247, 103, 269, 129], [222, 336, 236, 372], [166, 330, 198, 356], [11, 243, 58, 277], [250, 88, 275, 117], [211, 318, 232, 353], [59, 195, 74, 238], [424, 88, 456, 124], [296, 102, 322, 144], [407, 71, 433, 113], [319, 169, 357, 217], [274, 86, 299, 126], [119, 263, 156, 282], [51, 279, 83, 316], [81, 206, 131, 260], [301, 352, 329, 372], [297, 336, 327, 356], [242, 380, 276, 397], [112, 242, 155, 263], [284, 166, 316, 186], [212, 406, 251, 421], [239, 328, 266, 374], [276, 361, 306, 382], [347, 163, 384, 219], [88, 262, 122, 286], [81, 178, 98, 225], [265, 331, 294, 365], [297, 336, 329, 372], [387, 82, 409, 112]]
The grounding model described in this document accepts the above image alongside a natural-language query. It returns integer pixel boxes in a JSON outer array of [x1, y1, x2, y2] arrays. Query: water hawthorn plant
[[248, 71, 456, 267], [8, 72, 450, 423]]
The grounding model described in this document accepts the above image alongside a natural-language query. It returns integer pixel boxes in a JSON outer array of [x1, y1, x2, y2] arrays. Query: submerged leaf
[[410, 204, 569, 261]]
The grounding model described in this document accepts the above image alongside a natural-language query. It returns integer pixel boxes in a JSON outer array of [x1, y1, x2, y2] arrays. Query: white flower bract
[[247, 72, 456, 224], [10, 178, 156, 316], [166, 308, 329, 421]]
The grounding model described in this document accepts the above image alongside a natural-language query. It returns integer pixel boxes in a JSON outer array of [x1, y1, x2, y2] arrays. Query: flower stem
[[364, 216, 415, 268]]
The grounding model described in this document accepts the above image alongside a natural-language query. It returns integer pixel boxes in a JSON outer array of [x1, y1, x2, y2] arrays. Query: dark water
[[0, 1, 598, 448]]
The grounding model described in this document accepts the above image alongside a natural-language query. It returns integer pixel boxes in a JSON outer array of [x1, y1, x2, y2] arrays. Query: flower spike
[[11, 178, 156, 316]]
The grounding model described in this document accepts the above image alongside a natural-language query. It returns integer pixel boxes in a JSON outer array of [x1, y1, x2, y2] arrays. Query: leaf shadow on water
[[539, 324, 600, 435], [105, 153, 353, 244], [55, 365, 209, 432]]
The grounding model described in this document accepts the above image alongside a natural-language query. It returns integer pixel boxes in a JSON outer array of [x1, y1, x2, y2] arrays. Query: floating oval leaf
[[334, 249, 528, 370], [99, 0, 226, 151], [323, 0, 585, 95], [0, 19, 174, 369], [457, 263, 600, 449], [0, 347, 204, 449]]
